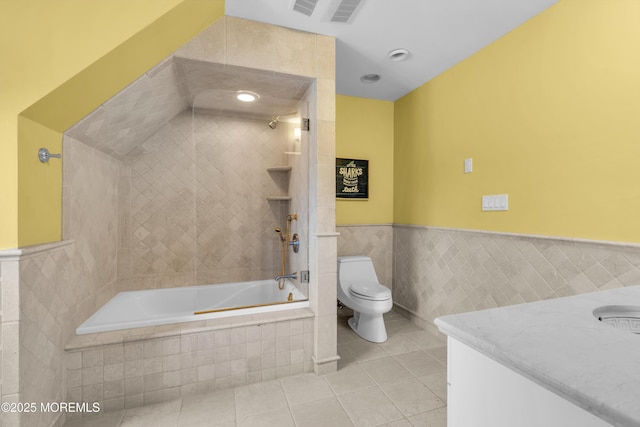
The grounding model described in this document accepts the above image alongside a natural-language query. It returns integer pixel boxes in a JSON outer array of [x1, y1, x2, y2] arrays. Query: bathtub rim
[[66, 307, 315, 352], [76, 279, 308, 335]]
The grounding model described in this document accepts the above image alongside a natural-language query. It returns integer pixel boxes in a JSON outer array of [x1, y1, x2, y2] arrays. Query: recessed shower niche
[[63, 55, 313, 297]]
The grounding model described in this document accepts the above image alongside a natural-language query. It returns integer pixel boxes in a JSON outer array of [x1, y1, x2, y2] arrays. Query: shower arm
[[268, 112, 299, 129]]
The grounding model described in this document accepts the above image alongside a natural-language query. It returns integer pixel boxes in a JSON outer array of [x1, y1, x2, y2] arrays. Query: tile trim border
[[313, 232, 340, 238], [393, 224, 640, 250], [336, 223, 394, 227], [0, 239, 74, 261], [66, 308, 315, 351]]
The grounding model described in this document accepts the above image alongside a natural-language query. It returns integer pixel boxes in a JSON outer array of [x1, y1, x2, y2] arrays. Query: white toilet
[[337, 256, 393, 343]]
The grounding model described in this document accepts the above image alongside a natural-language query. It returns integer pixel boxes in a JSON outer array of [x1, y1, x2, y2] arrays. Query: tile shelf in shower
[[267, 166, 293, 173], [267, 166, 292, 201]]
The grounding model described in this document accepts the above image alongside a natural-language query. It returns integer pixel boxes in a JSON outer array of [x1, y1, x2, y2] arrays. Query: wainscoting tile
[[393, 225, 640, 328]]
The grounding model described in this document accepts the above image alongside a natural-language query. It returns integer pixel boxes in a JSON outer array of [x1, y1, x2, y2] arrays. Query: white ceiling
[[226, 0, 559, 101]]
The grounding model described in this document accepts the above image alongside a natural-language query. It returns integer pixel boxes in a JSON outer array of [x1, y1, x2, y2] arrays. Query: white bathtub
[[76, 280, 308, 335]]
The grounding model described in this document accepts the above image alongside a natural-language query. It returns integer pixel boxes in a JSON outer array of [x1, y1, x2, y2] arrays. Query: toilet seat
[[349, 282, 391, 301]]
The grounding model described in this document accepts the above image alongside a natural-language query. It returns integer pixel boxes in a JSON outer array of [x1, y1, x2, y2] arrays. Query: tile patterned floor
[[64, 309, 447, 427]]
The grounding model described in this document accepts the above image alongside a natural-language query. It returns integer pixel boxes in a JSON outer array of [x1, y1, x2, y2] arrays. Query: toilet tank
[[337, 256, 379, 285]]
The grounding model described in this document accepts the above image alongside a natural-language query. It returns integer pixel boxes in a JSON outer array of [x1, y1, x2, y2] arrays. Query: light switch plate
[[482, 194, 508, 211], [464, 158, 473, 174]]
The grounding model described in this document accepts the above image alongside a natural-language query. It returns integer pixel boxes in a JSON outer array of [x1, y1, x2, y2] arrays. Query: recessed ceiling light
[[388, 48, 410, 61], [236, 91, 259, 102], [360, 74, 381, 83]]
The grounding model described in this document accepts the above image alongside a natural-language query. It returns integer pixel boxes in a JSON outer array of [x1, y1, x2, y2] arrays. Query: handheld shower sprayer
[[274, 214, 299, 290]]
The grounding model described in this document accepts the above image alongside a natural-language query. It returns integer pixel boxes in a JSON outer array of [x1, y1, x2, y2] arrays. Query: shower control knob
[[289, 233, 300, 253]]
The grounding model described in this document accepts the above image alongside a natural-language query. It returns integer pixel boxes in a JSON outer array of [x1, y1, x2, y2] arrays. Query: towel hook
[[38, 148, 61, 163]]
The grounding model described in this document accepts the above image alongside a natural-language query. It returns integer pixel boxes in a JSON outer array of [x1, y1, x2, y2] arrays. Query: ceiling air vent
[[291, 0, 319, 16], [330, 0, 364, 23]]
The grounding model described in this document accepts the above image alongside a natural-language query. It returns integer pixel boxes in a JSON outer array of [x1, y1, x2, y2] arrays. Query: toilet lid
[[349, 282, 391, 301]]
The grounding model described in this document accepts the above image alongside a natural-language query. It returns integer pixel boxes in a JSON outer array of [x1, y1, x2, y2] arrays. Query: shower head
[[268, 117, 280, 129], [274, 227, 286, 242], [269, 112, 299, 129]]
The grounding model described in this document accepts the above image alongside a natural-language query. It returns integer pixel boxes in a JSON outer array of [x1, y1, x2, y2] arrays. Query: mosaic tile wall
[[117, 111, 297, 292], [393, 225, 640, 330]]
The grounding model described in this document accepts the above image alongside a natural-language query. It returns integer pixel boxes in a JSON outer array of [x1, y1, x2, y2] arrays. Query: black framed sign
[[336, 158, 368, 199]]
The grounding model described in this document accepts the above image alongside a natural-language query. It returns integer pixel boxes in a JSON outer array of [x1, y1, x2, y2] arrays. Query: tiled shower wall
[[393, 225, 640, 331], [63, 137, 120, 325], [117, 111, 296, 292]]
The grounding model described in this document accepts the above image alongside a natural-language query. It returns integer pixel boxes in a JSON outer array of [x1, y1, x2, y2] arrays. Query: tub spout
[[275, 272, 297, 282]]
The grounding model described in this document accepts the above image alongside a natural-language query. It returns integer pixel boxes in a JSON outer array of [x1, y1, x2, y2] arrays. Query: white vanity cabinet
[[446, 338, 612, 427], [434, 286, 640, 427]]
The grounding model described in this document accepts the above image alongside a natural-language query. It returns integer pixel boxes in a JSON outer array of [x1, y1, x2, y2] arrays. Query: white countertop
[[435, 285, 640, 427]]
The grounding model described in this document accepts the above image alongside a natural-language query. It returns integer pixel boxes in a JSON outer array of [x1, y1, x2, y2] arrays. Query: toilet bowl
[[337, 256, 392, 343]]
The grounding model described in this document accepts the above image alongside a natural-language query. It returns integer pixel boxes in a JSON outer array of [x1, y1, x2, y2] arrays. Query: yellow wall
[[394, 0, 640, 243], [0, 0, 224, 249], [336, 95, 394, 225]]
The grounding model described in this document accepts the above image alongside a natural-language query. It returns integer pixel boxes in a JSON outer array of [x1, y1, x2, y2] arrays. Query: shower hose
[[278, 237, 286, 290]]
